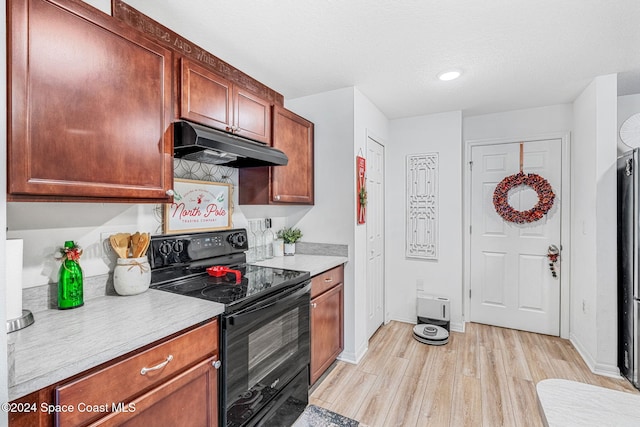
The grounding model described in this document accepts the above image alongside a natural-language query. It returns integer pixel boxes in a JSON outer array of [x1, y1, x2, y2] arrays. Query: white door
[[366, 137, 385, 339], [470, 140, 562, 335]]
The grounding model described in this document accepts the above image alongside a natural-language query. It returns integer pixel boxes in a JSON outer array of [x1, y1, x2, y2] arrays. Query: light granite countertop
[[252, 255, 348, 277], [536, 378, 640, 426], [8, 290, 224, 401]]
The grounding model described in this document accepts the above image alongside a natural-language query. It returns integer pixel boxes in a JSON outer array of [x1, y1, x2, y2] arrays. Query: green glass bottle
[[58, 241, 84, 309]]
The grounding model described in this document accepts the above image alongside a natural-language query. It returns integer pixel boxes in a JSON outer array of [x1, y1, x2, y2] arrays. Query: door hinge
[[469, 225, 472, 234], [469, 289, 472, 299], [469, 161, 473, 170]]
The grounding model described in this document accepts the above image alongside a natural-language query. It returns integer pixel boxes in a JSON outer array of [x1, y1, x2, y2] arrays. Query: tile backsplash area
[[6, 159, 310, 293]]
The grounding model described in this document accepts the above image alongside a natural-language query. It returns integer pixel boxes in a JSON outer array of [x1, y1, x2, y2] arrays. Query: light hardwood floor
[[310, 321, 639, 427]]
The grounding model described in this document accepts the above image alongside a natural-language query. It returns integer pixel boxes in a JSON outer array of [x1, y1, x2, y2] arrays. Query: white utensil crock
[[114, 257, 150, 296]]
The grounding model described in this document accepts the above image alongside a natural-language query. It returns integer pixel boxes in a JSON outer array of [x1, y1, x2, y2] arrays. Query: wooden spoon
[[130, 232, 142, 257], [109, 233, 130, 258], [138, 233, 150, 257]]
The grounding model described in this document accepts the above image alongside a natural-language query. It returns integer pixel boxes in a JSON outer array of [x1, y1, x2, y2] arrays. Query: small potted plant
[[277, 227, 302, 256]]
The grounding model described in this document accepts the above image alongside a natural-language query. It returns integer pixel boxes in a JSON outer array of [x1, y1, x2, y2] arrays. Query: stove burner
[[201, 284, 245, 304]]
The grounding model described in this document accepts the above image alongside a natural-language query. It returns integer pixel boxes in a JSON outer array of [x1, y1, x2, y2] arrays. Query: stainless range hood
[[173, 120, 288, 167]]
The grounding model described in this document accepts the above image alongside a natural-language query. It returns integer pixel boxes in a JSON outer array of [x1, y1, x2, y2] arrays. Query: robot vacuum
[[412, 323, 449, 346]]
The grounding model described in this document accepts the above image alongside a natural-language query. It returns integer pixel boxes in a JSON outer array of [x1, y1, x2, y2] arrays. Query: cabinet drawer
[[311, 265, 344, 298], [89, 356, 218, 427], [55, 320, 218, 426]]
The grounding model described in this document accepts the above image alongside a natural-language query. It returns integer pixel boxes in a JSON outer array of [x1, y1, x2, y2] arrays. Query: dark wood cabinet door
[[238, 106, 314, 205], [310, 283, 344, 384], [180, 57, 232, 133], [7, 0, 173, 201], [233, 86, 272, 144], [272, 106, 314, 204], [95, 357, 219, 427]]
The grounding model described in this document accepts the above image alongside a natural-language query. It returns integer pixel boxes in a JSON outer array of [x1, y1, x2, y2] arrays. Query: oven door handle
[[227, 281, 310, 325]]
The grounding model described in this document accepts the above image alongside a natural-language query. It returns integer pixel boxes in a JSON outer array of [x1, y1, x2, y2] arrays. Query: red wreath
[[493, 172, 555, 224]]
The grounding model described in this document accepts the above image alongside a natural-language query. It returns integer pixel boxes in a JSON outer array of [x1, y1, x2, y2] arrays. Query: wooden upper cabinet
[[239, 105, 314, 205], [271, 106, 314, 204], [233, 86, 272, 144], [179, 58, 271, 144], [179, 58, 232, 133], [7, 0, 174, 201]]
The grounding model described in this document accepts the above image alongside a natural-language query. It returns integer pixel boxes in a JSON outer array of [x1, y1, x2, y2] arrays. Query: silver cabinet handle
[[212, 360, 221, 369], [324, 278, 333, 283], [140, 355, 173, 375], [166, 189, 175, 197], [274, 195, 280, 201], [311, 302, 317, 308]]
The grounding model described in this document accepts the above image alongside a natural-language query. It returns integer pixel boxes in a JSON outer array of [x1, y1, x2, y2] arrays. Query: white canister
[[273, 239, 284, 257], [113, 257, 151, 296]]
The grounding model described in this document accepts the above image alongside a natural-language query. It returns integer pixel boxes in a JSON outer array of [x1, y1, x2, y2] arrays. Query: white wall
[[287, 87, 389, 362], [571, 74, 619, 375], [286, 88, 361, 360], [353, 88, 389, 355], [387, 111, 463, 329], [464, 104, 573, 141]]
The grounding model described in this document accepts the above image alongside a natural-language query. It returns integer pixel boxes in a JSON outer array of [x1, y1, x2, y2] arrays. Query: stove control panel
[[149, 229, 249, 269]]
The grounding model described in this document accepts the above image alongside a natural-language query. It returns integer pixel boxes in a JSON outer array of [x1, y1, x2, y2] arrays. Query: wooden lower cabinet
[[310, 266, 344, 385], [92, 357, 218, 427], [9, 320, 219, 427]]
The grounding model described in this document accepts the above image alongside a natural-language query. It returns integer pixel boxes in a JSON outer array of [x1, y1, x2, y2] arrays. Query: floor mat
[[292, 404, 362, 427]]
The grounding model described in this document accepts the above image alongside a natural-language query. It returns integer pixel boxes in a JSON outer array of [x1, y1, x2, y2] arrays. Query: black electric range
[[148, 229, 310, 312], [148, 228, 312, 427]]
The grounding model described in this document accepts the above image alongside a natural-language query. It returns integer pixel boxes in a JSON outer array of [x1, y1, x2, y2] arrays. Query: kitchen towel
[[5, 239, 23, 321]]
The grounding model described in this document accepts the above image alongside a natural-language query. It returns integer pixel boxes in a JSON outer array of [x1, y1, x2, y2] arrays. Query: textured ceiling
[[124, 0, 640, 119]]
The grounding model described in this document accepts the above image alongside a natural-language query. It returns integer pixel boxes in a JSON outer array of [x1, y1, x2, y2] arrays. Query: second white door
[[366, 137, 385, 339], [470, 139, 562, 335]]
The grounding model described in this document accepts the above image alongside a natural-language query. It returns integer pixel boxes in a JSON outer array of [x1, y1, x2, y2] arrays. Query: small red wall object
[[357, 156, 366, 224]]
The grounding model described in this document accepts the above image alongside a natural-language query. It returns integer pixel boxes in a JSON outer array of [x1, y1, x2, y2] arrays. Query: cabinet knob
[[212, 360, 222, 369], [166, 189, 175, 197], [274, 195, 280, 201], [311, 302, 317, 308]]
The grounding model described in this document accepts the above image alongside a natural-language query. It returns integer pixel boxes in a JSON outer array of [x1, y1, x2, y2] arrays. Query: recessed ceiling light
[[438, 70, 461, 81]]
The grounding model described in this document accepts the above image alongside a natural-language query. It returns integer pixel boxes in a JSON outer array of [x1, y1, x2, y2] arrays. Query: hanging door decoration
[[493, 143, 555, 224], [406, 153, 439, 259], [357, 155, 367, 224]]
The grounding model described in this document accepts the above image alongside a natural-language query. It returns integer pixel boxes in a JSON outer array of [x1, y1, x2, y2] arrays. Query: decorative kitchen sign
[[357, 155, 367, 224], [164, 179, 232, 234], [406, 153, 439, 259]]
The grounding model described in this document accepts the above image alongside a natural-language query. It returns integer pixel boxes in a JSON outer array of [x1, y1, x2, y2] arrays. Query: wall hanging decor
[[493, 143, 555, 224], [164, 178, 232, 233], [406, 153, 439, 259], [357, 155, 367, 224]]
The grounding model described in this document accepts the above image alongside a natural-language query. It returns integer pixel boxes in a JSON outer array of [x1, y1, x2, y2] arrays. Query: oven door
[[222, 281, 310, 427]]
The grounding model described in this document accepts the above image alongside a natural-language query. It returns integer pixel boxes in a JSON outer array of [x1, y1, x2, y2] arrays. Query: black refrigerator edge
[[618, 148, 640, 390]]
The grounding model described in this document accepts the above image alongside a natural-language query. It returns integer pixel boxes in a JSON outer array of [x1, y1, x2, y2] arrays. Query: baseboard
[[570, 333, 622, 379], [388, 316, 465, 333], [337, 340, 368, 365]]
